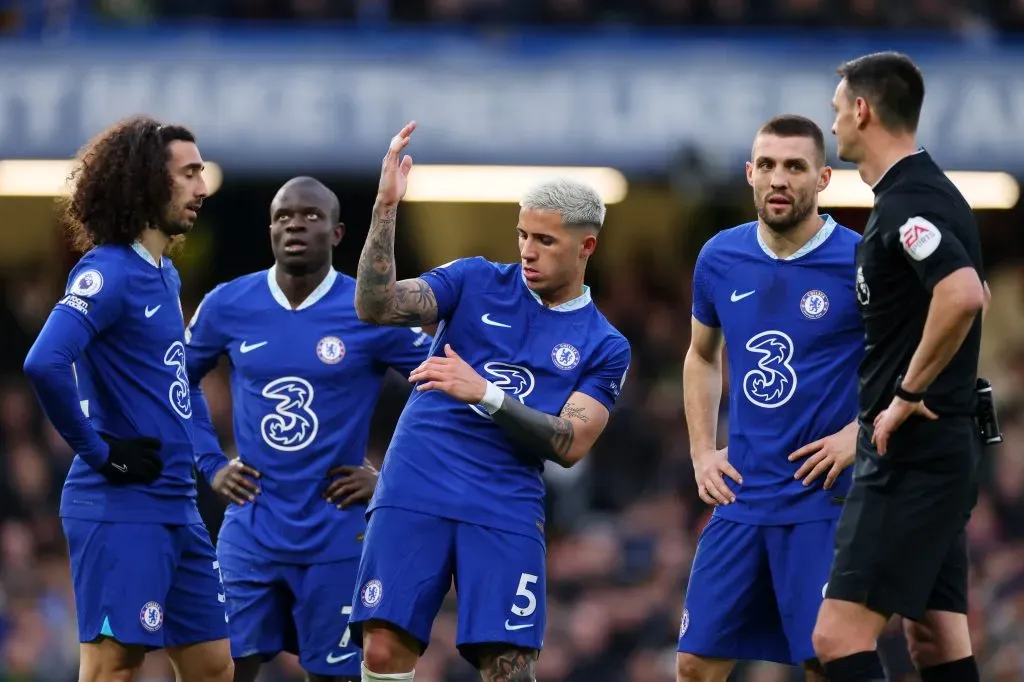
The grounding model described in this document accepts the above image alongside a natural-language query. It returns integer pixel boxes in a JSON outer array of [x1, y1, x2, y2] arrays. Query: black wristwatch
[[894, 375, 925, 403]]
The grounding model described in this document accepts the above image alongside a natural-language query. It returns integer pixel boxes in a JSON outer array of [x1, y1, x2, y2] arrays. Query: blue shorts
[[63, 519, 228, 649], [677, 516, 836, 665], [217, 540, 361, 676], [349, 507, 546, 664]]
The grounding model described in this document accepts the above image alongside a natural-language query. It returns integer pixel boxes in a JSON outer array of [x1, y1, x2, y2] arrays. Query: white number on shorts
[[338, 605, 352, 649], [510, 573, 538, 618]]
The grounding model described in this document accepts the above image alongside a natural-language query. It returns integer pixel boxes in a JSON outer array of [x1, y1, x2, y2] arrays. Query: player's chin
[[523, 278, 552, 298], [163, 220, 194, 236], [835, 141, 856, 163], [275, 251, 314, 272], [763, 215, 801, 233]]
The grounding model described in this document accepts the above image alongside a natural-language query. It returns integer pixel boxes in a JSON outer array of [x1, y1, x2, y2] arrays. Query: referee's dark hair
[[836, 52, 925, 134], [756, 115, 826, 166]]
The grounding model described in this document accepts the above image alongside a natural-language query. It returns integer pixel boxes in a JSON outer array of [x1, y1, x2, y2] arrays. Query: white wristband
[[478, 381, 505, 415]]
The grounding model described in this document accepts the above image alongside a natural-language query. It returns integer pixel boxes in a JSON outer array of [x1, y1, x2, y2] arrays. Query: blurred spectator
[[0, 0, 1020, 33]]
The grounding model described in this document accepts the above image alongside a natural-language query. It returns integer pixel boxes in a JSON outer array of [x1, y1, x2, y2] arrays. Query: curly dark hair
[[58, 116, 197, 252]]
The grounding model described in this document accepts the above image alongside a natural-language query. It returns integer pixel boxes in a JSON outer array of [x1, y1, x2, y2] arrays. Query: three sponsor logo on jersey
[[730, 287, 832, 408]]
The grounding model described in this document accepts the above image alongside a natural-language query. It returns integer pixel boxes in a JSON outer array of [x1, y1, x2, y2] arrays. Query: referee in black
[[810, 52, 992, 682]]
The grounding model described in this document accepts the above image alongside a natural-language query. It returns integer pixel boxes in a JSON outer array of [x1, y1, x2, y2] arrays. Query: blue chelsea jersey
[[186, 268, 431, 563], [369, 257, 632, 543], [692, 217, 864, 525], [58, 243, 202, 524]]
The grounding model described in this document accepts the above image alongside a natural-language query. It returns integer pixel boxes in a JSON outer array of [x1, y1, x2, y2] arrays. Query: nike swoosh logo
[[730, 290, 755, 302], [144, 305, 161, 318], [326, 652, 357, 664], [481, 314, 512, 328], [239, 341, 268, 353], [111, 463, 127, 473], [504, 620, 534, 631]]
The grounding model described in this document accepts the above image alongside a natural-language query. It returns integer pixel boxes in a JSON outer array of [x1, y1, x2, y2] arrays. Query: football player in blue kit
[[185, 176, 432, 682], [23, 116, 232, 682], [348, 122, 632, 682], [676, 115, 864, 682]]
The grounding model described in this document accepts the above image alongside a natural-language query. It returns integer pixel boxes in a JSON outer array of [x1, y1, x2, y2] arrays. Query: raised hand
[[377, 121, 416, 206]]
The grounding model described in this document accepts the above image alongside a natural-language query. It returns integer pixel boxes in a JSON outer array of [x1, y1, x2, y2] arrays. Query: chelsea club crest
[[799, 290, 829, 320], [140, 601, 163, 632], [316, 336, 345, 365], [551, 343, 581, 371]]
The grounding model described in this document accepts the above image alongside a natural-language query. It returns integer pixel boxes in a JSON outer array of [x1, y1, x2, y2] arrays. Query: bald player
[[185, 177, 432, 682]]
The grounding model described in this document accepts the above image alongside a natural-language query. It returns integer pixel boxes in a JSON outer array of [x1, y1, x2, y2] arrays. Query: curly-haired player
[[24, 116, 232, 682]]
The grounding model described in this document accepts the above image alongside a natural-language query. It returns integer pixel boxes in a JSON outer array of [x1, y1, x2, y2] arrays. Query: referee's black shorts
[[825, 416, 981, 621]]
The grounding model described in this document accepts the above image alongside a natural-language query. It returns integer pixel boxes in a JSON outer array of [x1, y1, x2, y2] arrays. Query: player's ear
[[855, 97, 871, 129], [817, 166, 832, 193], [333, 223, 345, 246], [745, 161, 754, 188], [580, 233, 598, 258]]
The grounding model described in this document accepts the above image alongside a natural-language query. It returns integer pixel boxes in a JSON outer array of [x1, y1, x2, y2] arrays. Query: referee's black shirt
[[855, 150, 985, 423]]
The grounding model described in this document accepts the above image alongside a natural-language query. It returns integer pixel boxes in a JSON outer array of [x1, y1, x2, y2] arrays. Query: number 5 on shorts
[[510, 573, 538, 617]]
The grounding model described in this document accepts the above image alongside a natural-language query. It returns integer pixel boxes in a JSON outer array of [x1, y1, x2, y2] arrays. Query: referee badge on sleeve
[[898, 217, 942, 261]]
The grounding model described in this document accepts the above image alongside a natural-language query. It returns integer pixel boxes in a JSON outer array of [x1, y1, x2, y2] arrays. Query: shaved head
[[274, 176, 340, 224]]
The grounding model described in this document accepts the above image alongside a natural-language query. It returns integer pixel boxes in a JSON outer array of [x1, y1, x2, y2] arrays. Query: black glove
[[98, 436, 164, 484]]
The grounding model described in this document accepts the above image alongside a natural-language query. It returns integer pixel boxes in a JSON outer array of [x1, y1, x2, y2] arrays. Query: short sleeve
[[574, 337, 632, 412], [892, 212, 975, 292], [53, 260, 127, 336], [376, 325, 433, 376], [419, 257, 483, 321], [691, 241, 720, 327], [185, 285, 230, 381]]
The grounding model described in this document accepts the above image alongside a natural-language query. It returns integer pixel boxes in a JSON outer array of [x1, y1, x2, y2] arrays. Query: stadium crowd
[[1, 0, 1023, 36]]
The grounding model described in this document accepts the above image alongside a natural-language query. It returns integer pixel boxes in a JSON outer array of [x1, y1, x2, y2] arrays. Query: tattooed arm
[[489, 391, 610, 468], [354, 202, 439, 327]]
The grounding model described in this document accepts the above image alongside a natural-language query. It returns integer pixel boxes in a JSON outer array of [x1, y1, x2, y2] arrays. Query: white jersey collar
[[131, 240, 161, 268], [757, 214, 836, 261], [267, 266, 338, 311], [520, 270, 592, 312]]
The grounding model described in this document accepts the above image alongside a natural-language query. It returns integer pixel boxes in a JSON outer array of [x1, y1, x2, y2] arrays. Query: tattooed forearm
[[480, 649, 537, 682], [490, 393, 576, 468], [354, 203, 438, 326], [391, 279, 438, 325], [560, 402, 589, 422]]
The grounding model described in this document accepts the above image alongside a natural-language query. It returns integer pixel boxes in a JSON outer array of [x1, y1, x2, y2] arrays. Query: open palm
[[377, 121, 416, 205]]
